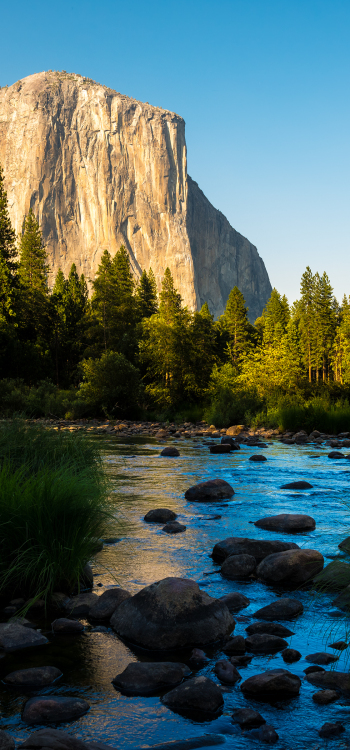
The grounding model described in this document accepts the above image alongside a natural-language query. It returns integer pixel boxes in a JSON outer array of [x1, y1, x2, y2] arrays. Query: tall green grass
[[247, 396, 350, 433], [0, 420, 111, 605]]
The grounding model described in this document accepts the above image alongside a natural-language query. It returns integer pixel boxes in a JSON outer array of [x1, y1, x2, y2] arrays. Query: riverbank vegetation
[[1, 164, 350, 432]]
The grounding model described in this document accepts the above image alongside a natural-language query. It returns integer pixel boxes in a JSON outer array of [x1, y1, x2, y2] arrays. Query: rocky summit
[[0, 71, 271, 320]]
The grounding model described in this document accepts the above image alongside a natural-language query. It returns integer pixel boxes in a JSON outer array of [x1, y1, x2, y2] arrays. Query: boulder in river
[[162, 675, 223, 713], [160, 447, 180, 457], [330, 640, 348, 650], [282, 648, 301, 663], [209, 444, 231, 454], [51, 619, 84, 634], [221, 554, 256, 579], [212, 537, 299, 563], [253, 598, 303, 620], [241, 669, 301, 698], [0, 731, 14, 750], [112, 662, 190, 696], [328, 451, 345, 459], [214, 659, 241, 684], [4, 667, 62, 688], [318, 722, 345, 738], [144, 509, 177, 523], [312, 690, 338, 705], [221, 437, 240, 450], [306, 670, 350, 695], [189, 648, 209, 663], [162, 521, 186, 534], [338, 536, 350, 552], [18, 729, 91, 750], [185, 479, 234, 501], [0, 623, 48, 652], [22, 696, 90, 724], [63, 593, 98, 616], [226, 425, 245, 436], [254, 514, 316, 532], [230, 655, 253, 667], [245, 725, 279, 744], [223, 636, 246, 655], [305, 652, 338, 665], [257, 548, 324, 584], [249, 455, 267, 462], [218, 592, 250, 612], [280, 481, 313, 489], [89, 588, 131, 620], [232, 708, 265, 728], [246, 621, 294, 637], [110, 577, 234, 650], [304, 665, 325, 675], [246, 634, 288, 654]]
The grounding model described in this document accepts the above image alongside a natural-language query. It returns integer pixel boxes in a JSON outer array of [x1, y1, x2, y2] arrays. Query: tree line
[[1, 162, 350, 421]]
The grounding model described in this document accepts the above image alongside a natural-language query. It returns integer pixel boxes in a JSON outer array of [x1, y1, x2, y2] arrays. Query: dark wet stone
[[338, 536, 350, 552], [4, 667, 62, 688], [110, 577, 234, 650], [22, 696, 90, 724], [209, 444, 231, 454], [162, 676, 223, 713], [330, 640, 348, 650], [249, 454, 267, 462], [162, 521, 186, 534], [51, 619, 84, 634], [189, 648, 209, 663], [328, 451, 345, 459], [214, 659, 241, 684], [51, 593, 70, 610], [305, 652, 338, 665], [232, 708, 265, 728], [112, 662, 190, 696], [257, 548, 324, 584], [253, 598, 303, 621], [0, 731, 15, 750], [223, 636, 246, 655], [241, 669, 301, 698], [282, 648, 301, 663], [312, 689, 338, 705], [63, 593, 98, 616], [185, 479, 235, 502], [221, 554, 256, 579], [102, 537, 121, 544], [89, 588, 131, 620], [91, 626, 108, 633], [245, 725, 279, 744], [230, 655, 253, 667], [80, 563, 93, 589], [303, 665, 325, 675], [254, 513, 315, 532], [144, 508, 177, 523], [221, 437, 240, 450], [212, 537, 299, 563], [280, 481, 313, 489], [306, 670, 350, 694], [18, 729, 89, 750], [245, 634, 288, 654], [218, 592, 250, 612], [318, 722, 345, 738], [246, 621, 294, 637], [0, 623, 48, 652], [160, 447, 180, 457]]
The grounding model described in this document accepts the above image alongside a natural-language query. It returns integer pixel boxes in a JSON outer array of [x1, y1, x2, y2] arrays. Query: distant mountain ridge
[[0, 70, 272, 320]]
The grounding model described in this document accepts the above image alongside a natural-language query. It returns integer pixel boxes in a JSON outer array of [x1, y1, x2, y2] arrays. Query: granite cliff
[[0, 71, 271, 320]]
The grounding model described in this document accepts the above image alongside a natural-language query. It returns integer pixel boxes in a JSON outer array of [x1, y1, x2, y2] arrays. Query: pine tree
[[299, 266, 315, 382], [220, 286, 254, 367], [136, 268, 158, 318], [51, 264, 89, 385], [262, 288, 290, 342], [317, 272, 337, 382], [17, 209, 50, 341], [159, 267, 182, 324], [0, 164, 17, 321]]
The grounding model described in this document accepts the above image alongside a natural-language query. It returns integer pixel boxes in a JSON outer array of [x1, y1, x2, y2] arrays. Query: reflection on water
[[1, 436, 350, 749]]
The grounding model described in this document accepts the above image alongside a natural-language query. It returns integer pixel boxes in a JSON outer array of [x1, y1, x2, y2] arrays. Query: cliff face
[[0, 71, 271, 320]]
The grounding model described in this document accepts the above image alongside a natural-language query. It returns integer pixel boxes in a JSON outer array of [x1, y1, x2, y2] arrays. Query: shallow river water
[[1, 436, 350, 749]]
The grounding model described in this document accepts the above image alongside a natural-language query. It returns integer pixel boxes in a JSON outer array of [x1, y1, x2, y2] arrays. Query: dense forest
[[1, 164, 350, 431]]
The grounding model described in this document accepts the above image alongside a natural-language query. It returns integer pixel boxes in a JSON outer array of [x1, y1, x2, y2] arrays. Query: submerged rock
[[51, 619, 84, 634], [245, 725, 279, 744], [89, 588, 131, 620], [218, 592, 250, 612], [246, 621, 294, 637], [223, 636, 246, 655], [22, 696, 90, 724], [328, 451, 345, 459], [282, 648, 301, 663], [209, 445, 231, 454], [305, 671, 350, 694], [110, 577, 234, 650], [249, 454, 267, 462], [189, 648, 209, 663], [221, 554, 256, 579], [214, 659, 241, 684], [18, 729, 89, 750], [246, 633, 288, 654], [253, 598, 304, 621], [162, 676, 223, 713], [4, 667, 62, 688], [257, 548, 324, 584], [330, 640, 348, 650], [162, 521, 186, 534], [112, 662, 190, 696], [304, 666, 326, 675], [318, 722, 345, 738], [232, 708, 265, 728], [241, 669, 301, 698], [312, 690, 338, 705], [63, 593, 98, 616], [0, 623, 48, 652], [221, 437, 240, 450], [144, 508, 177, 523], [160, 447, 180, 457], [254, 514, 316, 532], [185, 479, 235, 502], [305, 652, 338, 665], [230, 655, 252, 667], [280, 481, 313, 489], [212, 537, 299, 563]]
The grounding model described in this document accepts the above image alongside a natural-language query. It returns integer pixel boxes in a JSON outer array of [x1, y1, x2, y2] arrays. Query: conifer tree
[[136, 268, 158, 318], [17, 209, 50, 341], [299, 266, 315, 382], [159, 267, 182, 323], [0, 164, 17, 321], [51, 265, 89, 385], [262, 288, 290, 342], [221, 286, 253, 367]]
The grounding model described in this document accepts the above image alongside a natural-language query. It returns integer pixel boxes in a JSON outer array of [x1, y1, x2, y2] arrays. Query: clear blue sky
[[1, 0, 349, 304]]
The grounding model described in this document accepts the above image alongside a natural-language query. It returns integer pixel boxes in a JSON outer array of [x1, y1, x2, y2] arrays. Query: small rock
[[246, 634, 288, 654], [214, 659, 241, 684], [280, 481, 313, 489], [338, 536, 350, 552], [253, 598, 303, 621], [51, 619, 84, 634], [161, 675, 223, 713], [254, 513, 315, 532], [230, 655, 253, 666], [257, 548, 324, 584], [221, 437, 240, 450], [189, 648, 209, 663], [246, 621, 294, 637], [112, 662, 190, 696], [218, 592, 250, 612], [224, 636, 246, 655], [328, 451, 345, 459], [209, 444, 231, 454], [221, 554, 256, 579], [249, 455, 267, 462], [241, 669, 301, 698], [18, 729, 89, 750], [330, 640, 348, 650], [312, 689, 338, 705], [282, 648, 301, 663], [318, 722, 345, 738], [304, 665, 325, 675], [4, 667, 62, 688], [246, 725, 279, 744], [226, 425, 245, 436], [50, 593, 70, 610], [162, 521, 186, 534], [0, 731, 15, 750], [89, 588, 131, 620], [22, 696, 90, 724], [144, 508, 177, 523], [232, 708, 265, 728], [185, 479, 235, 501], [160, 447, 180, 457], [0, 623, 48, 652], [306, 670, 350, 693], [305, 652, 338, 665], [91, 626, 108, 632], [63, 593, 98, 616]]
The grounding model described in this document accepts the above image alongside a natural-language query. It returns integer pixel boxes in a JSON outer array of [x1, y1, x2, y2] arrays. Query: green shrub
[[79, 350, 142, 418]]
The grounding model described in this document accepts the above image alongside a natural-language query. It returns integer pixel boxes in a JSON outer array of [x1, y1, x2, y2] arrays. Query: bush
[[204, 363, 262, 428], [79, 350, 142, 418], [0, 378, 89, 419]]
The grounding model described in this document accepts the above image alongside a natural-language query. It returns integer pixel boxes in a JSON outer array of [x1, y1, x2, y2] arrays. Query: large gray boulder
[[112, 662, 190, 695], [241, 669, 301, 698], [257, 548, 324, 584], [185, 479, 234, 501], [0, 623, 48, 652], [110, 577, 234, 650], [162, 676, 223, 713], [254, 514, 316, 532], [212, 537, 299, 563]]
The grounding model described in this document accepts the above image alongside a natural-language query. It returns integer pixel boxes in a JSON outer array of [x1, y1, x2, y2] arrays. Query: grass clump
[[0, 420, 111, 605]]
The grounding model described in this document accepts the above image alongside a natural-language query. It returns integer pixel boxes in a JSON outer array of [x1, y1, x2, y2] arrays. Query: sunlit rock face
[[0, 71, 271, 319]]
